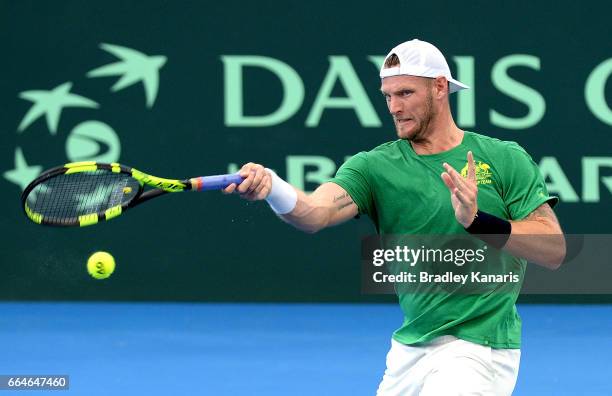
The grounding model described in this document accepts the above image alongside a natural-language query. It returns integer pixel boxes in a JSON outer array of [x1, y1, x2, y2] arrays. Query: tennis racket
[[21, 161, 245, 227]]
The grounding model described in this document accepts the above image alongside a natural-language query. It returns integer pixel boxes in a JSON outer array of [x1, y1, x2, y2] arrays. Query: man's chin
[[396, 128, 416, 141]]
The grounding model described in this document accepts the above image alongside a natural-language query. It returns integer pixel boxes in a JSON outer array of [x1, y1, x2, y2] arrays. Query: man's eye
[[402, 91, 413, 96]]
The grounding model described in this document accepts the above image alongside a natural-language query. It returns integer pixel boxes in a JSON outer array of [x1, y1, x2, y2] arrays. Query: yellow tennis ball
[[87, 251, 116, 280]]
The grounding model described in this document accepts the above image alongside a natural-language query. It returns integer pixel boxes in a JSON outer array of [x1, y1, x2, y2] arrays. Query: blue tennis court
[[1, 303, 610, 395]]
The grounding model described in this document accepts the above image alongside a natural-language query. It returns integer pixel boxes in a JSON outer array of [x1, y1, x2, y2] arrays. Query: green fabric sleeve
[[327, 152, 373, 216], [501, 142, 559, 220]]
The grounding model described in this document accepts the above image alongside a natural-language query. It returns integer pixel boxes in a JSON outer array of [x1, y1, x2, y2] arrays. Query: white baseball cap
[[379, 39, 469, 94]]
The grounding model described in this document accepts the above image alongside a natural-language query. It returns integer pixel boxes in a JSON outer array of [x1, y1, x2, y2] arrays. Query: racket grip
[[190, 173, 245, 191]]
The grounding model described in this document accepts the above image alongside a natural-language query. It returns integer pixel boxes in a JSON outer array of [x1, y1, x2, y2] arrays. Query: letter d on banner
[[222, 56, 305, 127]]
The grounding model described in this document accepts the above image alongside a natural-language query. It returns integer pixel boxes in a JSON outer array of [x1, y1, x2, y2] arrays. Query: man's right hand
[[222, 162, 271, 201], [222, 162, 357, 233]]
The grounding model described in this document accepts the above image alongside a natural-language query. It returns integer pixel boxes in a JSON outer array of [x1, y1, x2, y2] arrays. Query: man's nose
[[388, 96, 402, 115]]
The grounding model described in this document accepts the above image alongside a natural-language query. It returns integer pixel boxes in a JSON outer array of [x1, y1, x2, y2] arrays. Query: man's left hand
[[441, 151, 479, 228]]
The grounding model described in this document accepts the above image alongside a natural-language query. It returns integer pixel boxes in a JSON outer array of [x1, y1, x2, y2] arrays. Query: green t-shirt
[[330, 131, 556, 349]]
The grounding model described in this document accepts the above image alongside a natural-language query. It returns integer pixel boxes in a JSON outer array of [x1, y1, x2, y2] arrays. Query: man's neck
[[410, 122, 464, 155]]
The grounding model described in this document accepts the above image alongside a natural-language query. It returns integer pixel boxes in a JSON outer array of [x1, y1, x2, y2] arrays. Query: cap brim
[[448, 78, 469, 93]]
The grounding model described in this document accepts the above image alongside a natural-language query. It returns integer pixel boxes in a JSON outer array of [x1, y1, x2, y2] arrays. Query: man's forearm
[[226, 164, 358, 234], [277, 184, 358, 234], [505, 219, 566, 269], [465, 204, 566, 269], [279, 190, 333, 233]]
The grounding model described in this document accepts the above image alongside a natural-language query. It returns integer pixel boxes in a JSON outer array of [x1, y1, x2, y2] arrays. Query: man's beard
[[401, 93, 434, 142]]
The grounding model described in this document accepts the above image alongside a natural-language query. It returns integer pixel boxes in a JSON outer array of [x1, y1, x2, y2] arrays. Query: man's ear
[[433, 76, 449, 99]]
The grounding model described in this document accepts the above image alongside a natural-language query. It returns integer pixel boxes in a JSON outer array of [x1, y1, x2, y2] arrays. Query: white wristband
[[265, 168, 297, 215]]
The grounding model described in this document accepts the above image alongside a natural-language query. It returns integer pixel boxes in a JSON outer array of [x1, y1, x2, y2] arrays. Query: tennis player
[[223, 39, 565, 395]]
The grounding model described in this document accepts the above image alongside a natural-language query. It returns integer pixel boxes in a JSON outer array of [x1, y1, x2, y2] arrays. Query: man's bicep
[[311, 182, 359, 226], [515, 202, 562, 232], [523, 202, 557, 221]]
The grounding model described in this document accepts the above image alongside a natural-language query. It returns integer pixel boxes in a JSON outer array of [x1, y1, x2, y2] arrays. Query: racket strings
[[26, 171, 140, 221]]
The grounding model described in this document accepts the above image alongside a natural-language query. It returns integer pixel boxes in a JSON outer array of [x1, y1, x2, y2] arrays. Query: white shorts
[[376, 336, 520, 396]]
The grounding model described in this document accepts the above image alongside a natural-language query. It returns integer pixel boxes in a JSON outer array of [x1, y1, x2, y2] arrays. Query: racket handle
[[190, 173, 245, 191]]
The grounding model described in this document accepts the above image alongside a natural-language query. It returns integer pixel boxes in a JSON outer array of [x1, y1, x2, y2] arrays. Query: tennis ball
[[87, 251, 116, 280]]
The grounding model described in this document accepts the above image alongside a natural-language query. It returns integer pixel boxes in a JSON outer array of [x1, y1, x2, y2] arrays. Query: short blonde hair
[[383, 53, 436, 89], [383, 54, 400, 68]]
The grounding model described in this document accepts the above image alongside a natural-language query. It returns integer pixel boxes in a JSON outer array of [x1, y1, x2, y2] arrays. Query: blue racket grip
[[190, 173, 245, 191]]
